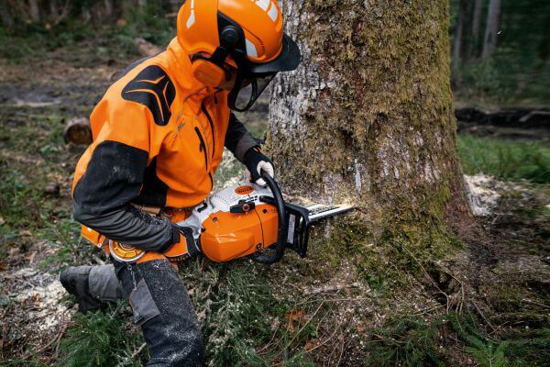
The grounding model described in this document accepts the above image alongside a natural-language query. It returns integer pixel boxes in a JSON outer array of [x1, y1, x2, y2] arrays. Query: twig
[[304, 282, 360, 296], [22, 321, 68, 359], [256, 322, 281, 354], [400, 246, 451, 311], [522, 298, 550, 310], [92, 254, 105, 265], [304, 320, 343, 354], [54, 321, 69, 359], [297, 297, 370, 306], [287, 301, 325, 347], [117, 342, 147, 367], [472, 301, 496, 332], [335, 338, 346, 366], [411, 304, 445, 316]]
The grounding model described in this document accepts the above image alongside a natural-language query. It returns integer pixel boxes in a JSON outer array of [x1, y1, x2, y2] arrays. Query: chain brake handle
[[251, 170, 287, 264]]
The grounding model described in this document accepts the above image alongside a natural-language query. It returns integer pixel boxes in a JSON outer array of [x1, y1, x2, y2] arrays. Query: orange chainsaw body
[[200, 203, 278, 262], [81, 182, 284, 264]]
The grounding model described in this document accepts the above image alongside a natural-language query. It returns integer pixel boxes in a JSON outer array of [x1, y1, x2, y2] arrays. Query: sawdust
[[1, 260, 74, 357], [463, 174, 527, 216], [16, 277, 72, 332]]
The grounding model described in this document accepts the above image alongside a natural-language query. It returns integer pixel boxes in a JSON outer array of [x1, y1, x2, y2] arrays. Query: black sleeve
[[73, 140, 178, 252], [224, 113, 259, 162], [73, 203, 179, 252]]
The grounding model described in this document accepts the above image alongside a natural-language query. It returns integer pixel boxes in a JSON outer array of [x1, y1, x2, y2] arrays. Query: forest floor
[[0, 43, 549, 367]]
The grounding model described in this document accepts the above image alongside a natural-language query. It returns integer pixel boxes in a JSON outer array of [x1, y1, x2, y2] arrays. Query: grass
[[458, 135, 550, 184]]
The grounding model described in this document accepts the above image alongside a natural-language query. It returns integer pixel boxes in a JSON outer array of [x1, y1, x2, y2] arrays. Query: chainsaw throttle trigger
[[230, 200, 256, 214]]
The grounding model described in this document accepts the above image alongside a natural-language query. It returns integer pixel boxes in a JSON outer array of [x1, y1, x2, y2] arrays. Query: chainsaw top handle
[[251, 170, 287, 265]]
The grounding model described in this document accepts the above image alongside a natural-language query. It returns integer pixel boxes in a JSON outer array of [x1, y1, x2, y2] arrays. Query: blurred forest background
[[1, 0, 549, 106]]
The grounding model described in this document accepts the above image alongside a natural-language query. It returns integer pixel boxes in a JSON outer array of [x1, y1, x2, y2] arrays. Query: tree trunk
[[28, 0, 40, 23], [49, 0, 57, 20], [482, 0, 501, 61], [269, 1, 469, 245], [469, 0, 484, 61], [453, 0, 468, 72], [0, 0, 14, 28], [104, 0, 113, 17]]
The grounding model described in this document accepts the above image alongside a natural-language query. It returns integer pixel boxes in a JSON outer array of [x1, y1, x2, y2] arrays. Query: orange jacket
[[73, 38, 235, 209], [71, 38, 257, 253]]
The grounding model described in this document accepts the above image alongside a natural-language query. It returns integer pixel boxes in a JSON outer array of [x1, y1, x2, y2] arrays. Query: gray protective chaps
[[88, 260, 204, 367]]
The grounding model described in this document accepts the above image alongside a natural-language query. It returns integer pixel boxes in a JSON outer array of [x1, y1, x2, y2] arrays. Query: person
[[59, 0, 301, 366]]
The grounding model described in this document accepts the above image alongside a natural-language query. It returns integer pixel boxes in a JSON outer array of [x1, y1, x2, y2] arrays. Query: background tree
[[469, 0, 484, 61], [481, 0, 501, 61], [269, 0, 469, 257]]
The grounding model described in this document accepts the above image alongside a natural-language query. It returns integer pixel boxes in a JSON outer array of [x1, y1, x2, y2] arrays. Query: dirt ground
[[1, 46, 549, 366]]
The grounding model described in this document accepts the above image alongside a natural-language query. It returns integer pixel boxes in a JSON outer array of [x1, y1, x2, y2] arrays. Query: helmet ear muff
[[191, 25, 240, 88], [191, 59, 226, 88]]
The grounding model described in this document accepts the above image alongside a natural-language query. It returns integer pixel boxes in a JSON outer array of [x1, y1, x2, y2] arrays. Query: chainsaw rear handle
[[251, 170, 287, 265]]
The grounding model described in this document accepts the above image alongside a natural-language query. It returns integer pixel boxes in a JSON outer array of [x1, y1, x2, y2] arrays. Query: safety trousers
[[89, 260, 204, 367]]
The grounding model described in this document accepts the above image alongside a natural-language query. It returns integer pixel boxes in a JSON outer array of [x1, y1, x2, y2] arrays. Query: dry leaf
[[20, 230, 32, 237], [304, 338, 319, 351], [284, 308, 305, 332], [25, 252, 36, 263]]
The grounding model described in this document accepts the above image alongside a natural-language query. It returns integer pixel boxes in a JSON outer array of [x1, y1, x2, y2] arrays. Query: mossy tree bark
[[269, 0, 470, 248]]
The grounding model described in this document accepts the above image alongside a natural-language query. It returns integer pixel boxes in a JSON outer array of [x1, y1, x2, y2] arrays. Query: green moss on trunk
[[269, 0, 468, 275]]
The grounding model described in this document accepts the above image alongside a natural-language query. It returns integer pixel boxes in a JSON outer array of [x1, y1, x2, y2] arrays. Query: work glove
[[161, 224, 198, 256], [243, 146, 274, 187]]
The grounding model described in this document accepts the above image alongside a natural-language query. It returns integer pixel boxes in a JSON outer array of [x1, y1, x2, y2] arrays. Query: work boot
[[60, 266, 102, 313]]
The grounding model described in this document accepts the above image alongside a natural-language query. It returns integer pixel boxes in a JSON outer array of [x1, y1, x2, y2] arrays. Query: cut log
[[63, 117, 92, 145], [455, 108, 550, 130], [134, 37, 162, 57]]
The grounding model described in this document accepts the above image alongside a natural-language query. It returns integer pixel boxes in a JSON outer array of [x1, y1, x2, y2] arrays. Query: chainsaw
[[82, 171, 353, 264]]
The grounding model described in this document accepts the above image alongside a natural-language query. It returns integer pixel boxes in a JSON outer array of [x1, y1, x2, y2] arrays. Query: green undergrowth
[[458, 135, 550, 184], [0, 1, 174, 62], [365, 312, 550, 367], [183, 260, 315, 366], [55, 302, 147, 367]]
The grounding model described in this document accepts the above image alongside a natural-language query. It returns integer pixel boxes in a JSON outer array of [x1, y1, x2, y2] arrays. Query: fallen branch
[[304, 282, 360, 296], [117, 342, 147, 367]]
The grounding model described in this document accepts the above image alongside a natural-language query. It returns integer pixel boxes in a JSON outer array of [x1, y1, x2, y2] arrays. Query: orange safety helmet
[[177, 0, 301, 111]]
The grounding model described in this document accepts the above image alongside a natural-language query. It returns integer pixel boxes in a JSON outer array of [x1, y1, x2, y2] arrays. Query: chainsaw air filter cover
[[199, 183, 280, 262]]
